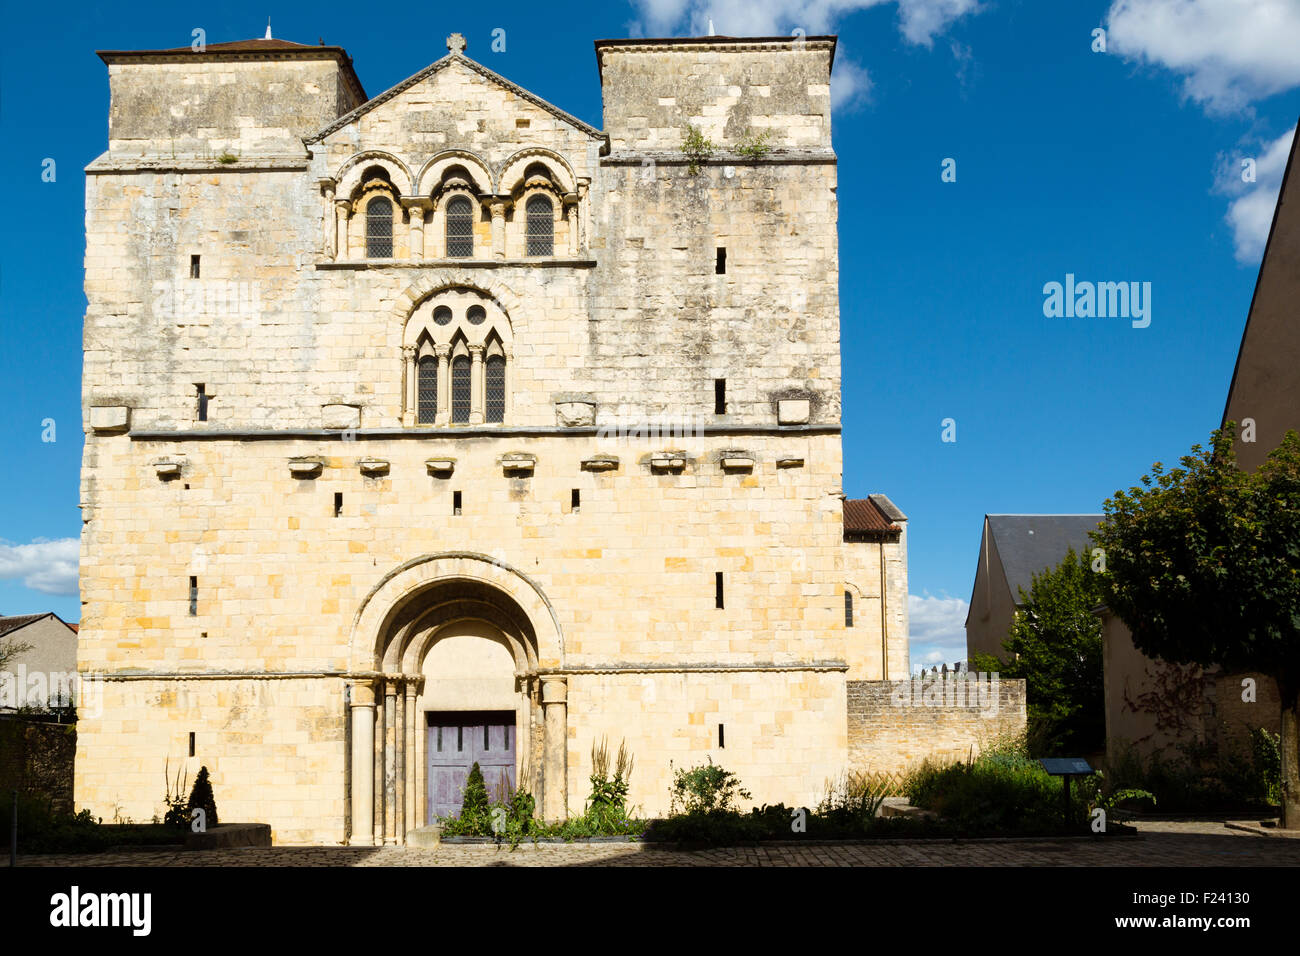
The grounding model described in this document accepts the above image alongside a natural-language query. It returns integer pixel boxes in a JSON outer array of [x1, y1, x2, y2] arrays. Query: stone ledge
[[185, 823, 272, 850]]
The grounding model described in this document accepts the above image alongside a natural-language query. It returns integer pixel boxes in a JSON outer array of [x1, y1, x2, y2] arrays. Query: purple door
[[427, 711, 516, 822]]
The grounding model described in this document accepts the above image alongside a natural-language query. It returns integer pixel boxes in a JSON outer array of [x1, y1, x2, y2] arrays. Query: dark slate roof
[[0, 613, 53, 637], [843, 496, 906, 538], [987, 515, 1103, 602]]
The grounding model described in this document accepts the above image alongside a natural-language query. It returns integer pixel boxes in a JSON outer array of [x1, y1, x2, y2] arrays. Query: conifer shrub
[[186, 766, 219, 829]]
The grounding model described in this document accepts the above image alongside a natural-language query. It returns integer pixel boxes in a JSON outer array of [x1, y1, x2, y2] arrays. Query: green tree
[[460, 762, 489, 825], [971, 548, 1104, 756], [1090, 425, 1300, 828]]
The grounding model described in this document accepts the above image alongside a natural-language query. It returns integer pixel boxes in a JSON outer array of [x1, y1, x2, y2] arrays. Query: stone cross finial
[[447, 33, 467, 54]]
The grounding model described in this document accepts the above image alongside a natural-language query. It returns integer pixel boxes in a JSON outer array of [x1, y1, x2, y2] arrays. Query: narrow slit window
[[484, 726, 490, 751], [719, 723, 725, 749], [334, 492, 343, 518], [845, 590, 854, 627], [457, 726, 463, 752], [196, 384, 208, 422], [571, 489, 580, 513], [190, 254, 201, 278], [715, 247, 726, 274], [715, 571, 724, 609], [714, 379, 726, 416], [189, 732, 196, 757], [453, 490, 462, 515], [417, 356, 438, 424], [437, 726, 443, 752], [189, 576, 198, 616]]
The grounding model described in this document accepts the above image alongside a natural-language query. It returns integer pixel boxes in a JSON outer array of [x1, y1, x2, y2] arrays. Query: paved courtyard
[[16, 819, 1300, 866]]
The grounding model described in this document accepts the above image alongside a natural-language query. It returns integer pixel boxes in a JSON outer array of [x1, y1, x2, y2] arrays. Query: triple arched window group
[[361, 190, 556, 259], [415, 351, 505, 424]]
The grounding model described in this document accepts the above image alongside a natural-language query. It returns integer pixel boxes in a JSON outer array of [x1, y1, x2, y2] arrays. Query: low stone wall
[[847, 677, 1027, 773], [0, 718, 76, 815]]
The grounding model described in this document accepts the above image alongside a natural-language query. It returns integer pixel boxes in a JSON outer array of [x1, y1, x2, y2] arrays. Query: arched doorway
[[345, 553, 567, 845]]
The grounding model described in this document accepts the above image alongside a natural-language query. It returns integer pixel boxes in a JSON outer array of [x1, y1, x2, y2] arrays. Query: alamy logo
[[49, 886, 151, 936], [1042, 273, 1151, 328]]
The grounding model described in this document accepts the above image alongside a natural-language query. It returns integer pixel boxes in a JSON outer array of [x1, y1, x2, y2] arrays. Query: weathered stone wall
[[846, 678, 1027, 772], [1102, 610, 1280, 765], [842, 531, 910, 681], [104, 57, 361, 158], [75, 678, 342, 842], [597, 41, 835, 151], [0, 719, 77, 816]]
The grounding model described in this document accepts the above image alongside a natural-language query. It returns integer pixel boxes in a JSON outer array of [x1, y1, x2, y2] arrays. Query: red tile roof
[[843, 498, 900, 536]]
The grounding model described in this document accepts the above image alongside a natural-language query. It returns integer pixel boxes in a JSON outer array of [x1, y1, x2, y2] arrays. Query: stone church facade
[[78, 31, 911, 844]]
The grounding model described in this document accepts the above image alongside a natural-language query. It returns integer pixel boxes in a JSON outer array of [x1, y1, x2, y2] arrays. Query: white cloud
[[631, 0, 981, 44], [907, 593, 969, 672], [628, 0, 983, 112], [0, 538, 80, 596], [1218, 125, 1295, 263], [1105, 0, 1300, 114], [831, 56, 873, 111]]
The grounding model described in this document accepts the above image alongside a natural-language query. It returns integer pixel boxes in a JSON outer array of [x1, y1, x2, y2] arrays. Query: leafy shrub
[[585, 737, 635, 831], [735, 129, 772, 158], [186, 766, 219, 828], [905, 743, 1095, 833], [681, 125, 716, 175], [1100, 732, 1282, 812], [162, 760, 189, 829], [669, 758, 751, 815]]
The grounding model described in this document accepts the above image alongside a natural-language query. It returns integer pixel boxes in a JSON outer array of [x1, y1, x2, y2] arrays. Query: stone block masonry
[[847, 678, 1028, 772]]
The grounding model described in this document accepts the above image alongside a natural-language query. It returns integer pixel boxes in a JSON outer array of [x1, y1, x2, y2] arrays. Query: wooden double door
[[426, 710, 517, 822]]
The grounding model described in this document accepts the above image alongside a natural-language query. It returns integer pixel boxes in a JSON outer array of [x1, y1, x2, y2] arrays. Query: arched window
[[445, 196, 474, 257], [485, 355, 506, 423], [525, 195, 553, 256], [417, 356, 438, 424], [451, 355, 472, 423], [366, 197, 393, 258], [844, 590, 854, 628]]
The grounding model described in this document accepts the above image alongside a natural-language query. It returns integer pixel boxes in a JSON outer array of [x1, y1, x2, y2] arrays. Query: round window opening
[[467, 305, 487, 325], [433, 305, 453, 326]]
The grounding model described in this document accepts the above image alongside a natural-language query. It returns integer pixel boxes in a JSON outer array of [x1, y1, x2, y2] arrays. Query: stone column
[[321, 181, 337, 258], [469, 345, 485, 425], [435, 346, 450, 426], [490, 200, 507, 259], [394, 682, 405, 842], [564, 194, 579, 256], [335, 200, 351, 261], [541, 677, 568, 822], [383, 683, 397, 844], [404, 683, 418, 836], [373, 684, 385, 845], [404, 198, 432, 262], [348, 680, 376, 846], [402, 345, 418, 426]]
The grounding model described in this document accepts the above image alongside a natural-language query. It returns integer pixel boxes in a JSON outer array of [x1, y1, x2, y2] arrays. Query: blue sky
[[1, 0, 1297, 669]]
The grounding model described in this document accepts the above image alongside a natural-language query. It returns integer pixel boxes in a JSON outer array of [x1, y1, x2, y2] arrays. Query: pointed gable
[[307, 50, 602, 147]]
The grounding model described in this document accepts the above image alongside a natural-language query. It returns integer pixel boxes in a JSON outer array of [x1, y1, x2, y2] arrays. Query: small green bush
[[681, 125, 716, 175], [669, 758, 751, 815]]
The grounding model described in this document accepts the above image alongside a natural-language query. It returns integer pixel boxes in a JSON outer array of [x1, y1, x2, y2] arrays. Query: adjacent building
[[964, 514, 1102, 663]]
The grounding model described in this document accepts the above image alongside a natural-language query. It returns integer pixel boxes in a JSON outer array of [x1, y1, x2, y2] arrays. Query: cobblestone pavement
[[16, 819, 1300, 866]]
